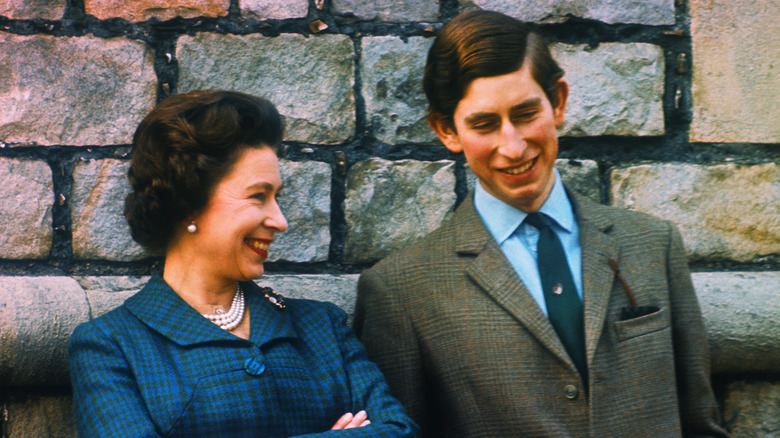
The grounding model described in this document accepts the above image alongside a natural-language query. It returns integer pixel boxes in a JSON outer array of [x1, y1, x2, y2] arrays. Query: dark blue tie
[[524, 212, 588, 389]]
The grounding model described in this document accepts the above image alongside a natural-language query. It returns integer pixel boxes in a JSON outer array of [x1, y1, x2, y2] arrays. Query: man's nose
[[497, 121, 527, 158]]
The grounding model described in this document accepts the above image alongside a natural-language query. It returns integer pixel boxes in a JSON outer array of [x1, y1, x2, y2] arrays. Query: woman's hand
[[330, 410, 371, 429]]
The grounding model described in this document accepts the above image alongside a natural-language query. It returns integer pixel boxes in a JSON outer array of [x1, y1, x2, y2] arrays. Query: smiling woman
[[67, 90, 419, 438]]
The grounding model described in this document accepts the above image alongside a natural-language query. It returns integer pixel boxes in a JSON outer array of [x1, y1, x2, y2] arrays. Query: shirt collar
[[474, 168, 576, 244]]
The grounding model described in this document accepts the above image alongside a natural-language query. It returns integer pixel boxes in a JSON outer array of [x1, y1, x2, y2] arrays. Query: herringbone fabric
[[69, 275, 419, 437], [354, 188, 729, 438]]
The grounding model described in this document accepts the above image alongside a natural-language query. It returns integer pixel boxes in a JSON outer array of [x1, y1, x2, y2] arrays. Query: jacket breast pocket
[[614, 306, 669, 343]]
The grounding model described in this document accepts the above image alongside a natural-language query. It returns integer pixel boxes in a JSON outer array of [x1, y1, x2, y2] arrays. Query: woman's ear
[[551, 79, 569, 128], [428, 113, 463, 153]]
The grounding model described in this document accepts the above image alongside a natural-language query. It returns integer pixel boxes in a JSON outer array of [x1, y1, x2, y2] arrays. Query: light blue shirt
[[474, 169, 583, 316]]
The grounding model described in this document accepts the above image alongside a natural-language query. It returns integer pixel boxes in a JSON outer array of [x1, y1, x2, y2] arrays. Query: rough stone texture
[[178, 33, 355, 144], [258, 274, 360, 318], [610, 163, 779, 262], [270, 160, 331, 262], [556, 159, 601, 203], [0, 0, 65, 19], [0, 158, 54, 259], [722, 381, 780, 438], [694, 272, 780, 375], [690, 0, 780, 143], [459, 0, 674, 25], [344, 159, 456, 263], [0, 34, 156, 146], [552, 43, 665, 137], [74, 276, 148, 318], [84, 0, 229, 21], [465, 159, 601, 204], [360, 36, 437, 145], [4, 392, 76, 438], [241, 0, 308, 19], [70, 159, 153, 261], [0, 276, 89, 386], [332, 0, 438, 22]]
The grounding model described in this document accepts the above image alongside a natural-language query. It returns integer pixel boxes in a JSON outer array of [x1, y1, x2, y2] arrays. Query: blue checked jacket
[[69, 275, 419, 437]]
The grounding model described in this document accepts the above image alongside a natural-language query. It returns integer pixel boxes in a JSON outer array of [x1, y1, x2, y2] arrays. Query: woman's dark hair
[[124, 90, 283, 250], [423, 10, 565, 128]]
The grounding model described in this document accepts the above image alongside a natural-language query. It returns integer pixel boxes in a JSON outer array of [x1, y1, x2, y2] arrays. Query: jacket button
[[244, 358, 265, 376], [564, 384, 578, 399]]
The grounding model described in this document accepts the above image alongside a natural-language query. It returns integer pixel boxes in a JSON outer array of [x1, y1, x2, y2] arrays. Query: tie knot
[[524, 212, 550, 230]]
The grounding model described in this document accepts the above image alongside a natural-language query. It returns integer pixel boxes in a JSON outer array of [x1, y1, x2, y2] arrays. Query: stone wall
[[1, 0, 778, 436]]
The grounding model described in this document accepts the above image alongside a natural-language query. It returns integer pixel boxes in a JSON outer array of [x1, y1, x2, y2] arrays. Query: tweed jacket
[[69, 275, 419, 438], [353, 189, 728, 437]]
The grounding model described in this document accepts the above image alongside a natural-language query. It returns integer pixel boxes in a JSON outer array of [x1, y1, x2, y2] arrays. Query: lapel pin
[[553, 283, 563, 295], [261, 287, 287, 309]]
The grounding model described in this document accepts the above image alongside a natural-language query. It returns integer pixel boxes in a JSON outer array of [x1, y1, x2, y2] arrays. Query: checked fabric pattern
[[69, 275, 419, 437]]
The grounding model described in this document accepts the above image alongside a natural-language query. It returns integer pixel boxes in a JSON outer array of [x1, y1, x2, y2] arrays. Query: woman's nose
[[265, 200, 288, 232]]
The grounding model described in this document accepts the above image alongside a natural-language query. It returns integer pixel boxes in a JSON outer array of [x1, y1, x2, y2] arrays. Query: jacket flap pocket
[[614, 306, 669, 342]]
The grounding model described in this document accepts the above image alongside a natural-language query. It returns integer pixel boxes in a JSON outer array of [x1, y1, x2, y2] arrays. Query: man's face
[[431, 65, 568, 212]]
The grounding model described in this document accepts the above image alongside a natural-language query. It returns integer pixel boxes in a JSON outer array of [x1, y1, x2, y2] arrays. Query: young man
[[353, 10, 729, 437]]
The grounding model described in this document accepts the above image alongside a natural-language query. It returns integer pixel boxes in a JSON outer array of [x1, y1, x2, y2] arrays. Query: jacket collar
[[124, 275, 297, 346], [455, 188, 621, 372]]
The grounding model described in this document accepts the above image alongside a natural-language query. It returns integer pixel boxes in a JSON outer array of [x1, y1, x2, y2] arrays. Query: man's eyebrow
[[510, 97, 543, 112]]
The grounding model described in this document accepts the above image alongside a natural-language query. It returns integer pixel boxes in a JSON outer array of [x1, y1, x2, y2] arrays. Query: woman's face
[[188, 146, 287, 283]]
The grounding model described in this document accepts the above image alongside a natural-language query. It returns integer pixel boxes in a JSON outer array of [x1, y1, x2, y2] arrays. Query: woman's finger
[[330, 412, 354, 430]]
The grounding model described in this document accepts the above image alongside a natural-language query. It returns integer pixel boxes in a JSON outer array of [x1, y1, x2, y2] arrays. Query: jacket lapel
[[455, 195, 572, 365], [568, 191, 620, 363]]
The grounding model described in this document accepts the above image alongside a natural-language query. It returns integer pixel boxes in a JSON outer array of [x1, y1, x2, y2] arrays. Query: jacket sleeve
[[68, 321, 162, 438], [665, 223, 731, 437], [293, 302, 420, 438], [352, 268, 431, 435]]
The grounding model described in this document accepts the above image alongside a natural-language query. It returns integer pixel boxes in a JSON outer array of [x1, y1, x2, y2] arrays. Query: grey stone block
[[0, 34, 156, 146], [690, 0, 780, 143], [360, 36, 437, 144], [694, 272, 780, 374], [553, 43, 665, 137], [344, 158, 456, 264], [333, 0, 438, 21], [0, 277, 89, 386], [0, 0, 65, 19], [74, 276, 148, 319], [0, 158, 54, 259], [611, 163, 780, 262], [70, 159, 153, 261], [178, 33, 355, 144], [459, 0, 674, 25], [270, 160, 332, 262], [722, 381, 780, 438], [241, 0, 308, 19], [84, 0, 229, 21]]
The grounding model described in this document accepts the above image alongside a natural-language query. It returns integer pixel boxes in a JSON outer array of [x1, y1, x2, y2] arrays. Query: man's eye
[[251, 193, 267, 202], [513, 111, 538, 121], [470, 121, 496, 131]]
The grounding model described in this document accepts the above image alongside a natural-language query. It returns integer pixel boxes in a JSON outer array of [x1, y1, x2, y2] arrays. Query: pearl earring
[[187, 222, 197, 233]]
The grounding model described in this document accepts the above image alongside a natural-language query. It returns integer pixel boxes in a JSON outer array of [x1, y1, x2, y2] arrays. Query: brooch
[[261, 287, 286, 309]]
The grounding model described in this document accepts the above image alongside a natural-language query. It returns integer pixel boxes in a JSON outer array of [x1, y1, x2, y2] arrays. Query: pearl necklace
[[201, 285, 245, 331]]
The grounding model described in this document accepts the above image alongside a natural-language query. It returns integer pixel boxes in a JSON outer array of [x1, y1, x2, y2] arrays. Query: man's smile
[[501, 157, 537, 175]]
